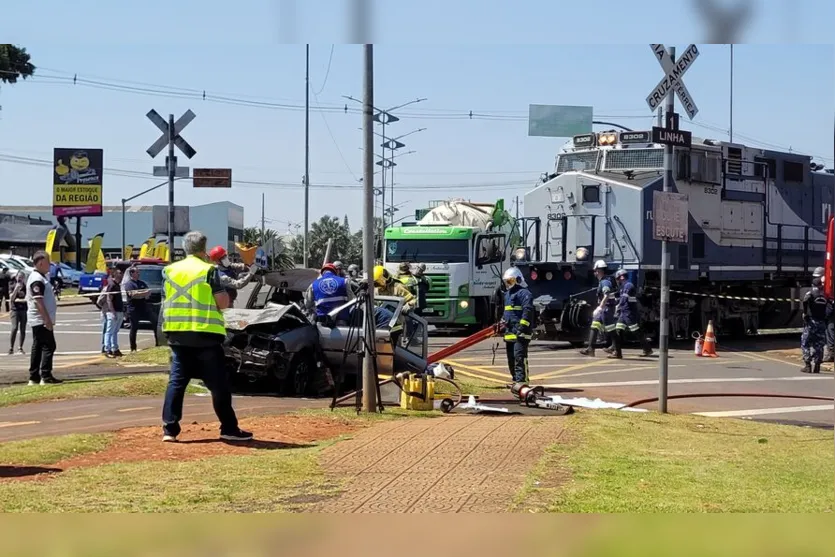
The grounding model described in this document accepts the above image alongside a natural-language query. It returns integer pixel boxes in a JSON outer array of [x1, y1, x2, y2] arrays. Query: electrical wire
[[312, 45, 335, 96], [0, 152, 536, 191], [5, 67, 828, 162]]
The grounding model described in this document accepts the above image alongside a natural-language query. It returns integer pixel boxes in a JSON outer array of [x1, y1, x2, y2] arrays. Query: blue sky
[[1, 1, 833, 235]]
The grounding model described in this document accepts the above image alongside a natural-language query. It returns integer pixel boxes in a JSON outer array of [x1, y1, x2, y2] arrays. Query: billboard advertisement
[[53, 148, 103, 217]]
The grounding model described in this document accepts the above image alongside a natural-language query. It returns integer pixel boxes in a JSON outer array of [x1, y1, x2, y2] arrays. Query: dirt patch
[[5, 414, 363, 482]]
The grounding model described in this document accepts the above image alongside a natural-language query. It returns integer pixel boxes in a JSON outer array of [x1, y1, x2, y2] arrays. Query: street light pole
[[121, 178, 181, 259], [304, 44, 311, 268]]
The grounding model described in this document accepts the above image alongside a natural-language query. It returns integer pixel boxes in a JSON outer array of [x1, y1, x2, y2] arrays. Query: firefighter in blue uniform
[[801, 275, 829, 374], [501, 267, 535, 383], [311, 263, 352, 325], [812, 266, 835, 363], [580, 260, 617, 357], [610, 269, 653, 359]]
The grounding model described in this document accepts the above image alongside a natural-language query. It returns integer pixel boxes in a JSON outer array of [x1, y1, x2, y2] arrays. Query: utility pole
[[515, 196, 519, 220], [658, 45, 675, 415], [729, 44, 734, 143], [361, 44, 376, 413], [167, 113, 176, 259], [304, 44, 311, 268], [261, 192, 266, 245]]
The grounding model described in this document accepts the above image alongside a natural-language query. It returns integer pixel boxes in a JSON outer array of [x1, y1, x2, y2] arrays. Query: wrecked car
[[221, 269, 429, 396]]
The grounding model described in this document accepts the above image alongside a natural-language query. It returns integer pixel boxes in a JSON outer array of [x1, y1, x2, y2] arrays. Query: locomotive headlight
[[575, 247, 589, 261], [597, 133, 617, 145], [545, 271, 554, 281], [459, 300, 469, 310], [513, 247, 527, 261]]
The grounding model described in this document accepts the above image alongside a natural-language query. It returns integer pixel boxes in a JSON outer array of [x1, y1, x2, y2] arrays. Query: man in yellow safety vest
[[160, 230, 253, 443]]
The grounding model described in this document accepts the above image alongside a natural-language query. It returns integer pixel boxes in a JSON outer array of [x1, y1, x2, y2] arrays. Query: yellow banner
[[123, 244, 133, 260], [85, 233, 104, 274], [45, 229, 57, 255], [153, 241, 168, 260], [139, 237, 156, 259]]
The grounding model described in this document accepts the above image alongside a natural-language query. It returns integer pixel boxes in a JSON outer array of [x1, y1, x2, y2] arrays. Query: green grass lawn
[[119, 346, 171, 366], [514, 410, 834, 513], [0, 374, 202, 409]]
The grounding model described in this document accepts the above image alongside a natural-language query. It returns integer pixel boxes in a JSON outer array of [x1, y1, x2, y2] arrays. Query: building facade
[[0, 201, 244, 258]]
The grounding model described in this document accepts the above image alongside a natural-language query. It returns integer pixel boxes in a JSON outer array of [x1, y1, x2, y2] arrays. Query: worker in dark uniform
[[580, 260, 617, 357], [610, 269, 653, 359], [412, 263, 431, 316], [812, 266, 835, 362], [500, 267, 534, 383], [801, 275, 829, 374]]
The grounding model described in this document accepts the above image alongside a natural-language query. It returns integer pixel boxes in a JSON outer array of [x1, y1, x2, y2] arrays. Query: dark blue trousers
[[163, 344, 239, 437], [505, 339, 529, 383]]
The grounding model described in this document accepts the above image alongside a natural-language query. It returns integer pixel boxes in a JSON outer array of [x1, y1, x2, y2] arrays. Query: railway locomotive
[[512, 128, 834, 343]]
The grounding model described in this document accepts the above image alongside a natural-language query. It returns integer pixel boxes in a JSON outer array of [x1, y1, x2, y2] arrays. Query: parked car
[[58, 263, 83, 287], [223, 270, 429, 396], [78, 271, 108, 302]]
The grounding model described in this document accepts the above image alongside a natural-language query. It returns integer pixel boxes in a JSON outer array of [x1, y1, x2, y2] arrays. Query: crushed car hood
[[224, 305, 306, 331]]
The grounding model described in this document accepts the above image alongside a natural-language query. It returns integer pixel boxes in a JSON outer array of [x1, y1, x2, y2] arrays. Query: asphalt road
[[0, 297, 831, 441], [0, 301, 157, 384]]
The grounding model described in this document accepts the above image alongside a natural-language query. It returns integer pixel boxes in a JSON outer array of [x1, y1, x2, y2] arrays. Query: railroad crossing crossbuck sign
[[645, 44, 700, 119], [146, 109, 197, 177]]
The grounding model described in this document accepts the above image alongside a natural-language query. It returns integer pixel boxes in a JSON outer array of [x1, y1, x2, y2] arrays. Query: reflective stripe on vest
[[315, 296, 348, 306], [162, 256, 226, 335], [505, 305, 522, 310]]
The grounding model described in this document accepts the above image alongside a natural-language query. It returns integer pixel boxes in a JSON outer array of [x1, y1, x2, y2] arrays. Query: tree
[[0, 45, 35, 85], [239, 226, 293, 270]]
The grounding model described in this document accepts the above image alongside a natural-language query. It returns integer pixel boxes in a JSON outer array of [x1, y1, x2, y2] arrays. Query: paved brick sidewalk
[[312, 415, 565, 513]]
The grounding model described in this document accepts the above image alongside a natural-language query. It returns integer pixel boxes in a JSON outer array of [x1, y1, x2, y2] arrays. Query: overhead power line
[[2, 67, 830, 162], [0, 152, 536, 191]]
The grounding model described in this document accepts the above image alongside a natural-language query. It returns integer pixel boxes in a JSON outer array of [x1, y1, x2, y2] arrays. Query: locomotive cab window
[[582, 184, 600, 204], [783, 160, 804, 183]]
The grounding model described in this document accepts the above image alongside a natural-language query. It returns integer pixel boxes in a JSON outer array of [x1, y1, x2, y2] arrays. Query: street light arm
[[123, 177, 185, 204]]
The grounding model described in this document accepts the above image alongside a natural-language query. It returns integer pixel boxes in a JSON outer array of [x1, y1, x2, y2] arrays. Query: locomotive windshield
[[385, 239, 469, 264]]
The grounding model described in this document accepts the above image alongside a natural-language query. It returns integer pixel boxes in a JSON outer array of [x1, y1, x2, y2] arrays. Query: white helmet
[[502, 266, 527, 288], [593, 260, 607, 271], [813, 266, 824, 278]]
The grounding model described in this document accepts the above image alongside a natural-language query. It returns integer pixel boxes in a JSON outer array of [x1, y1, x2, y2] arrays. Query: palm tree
[[0, 45, 35, 84]]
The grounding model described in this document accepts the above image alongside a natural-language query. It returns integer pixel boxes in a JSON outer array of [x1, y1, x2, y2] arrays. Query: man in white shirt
[[26, 251, 63, 385]]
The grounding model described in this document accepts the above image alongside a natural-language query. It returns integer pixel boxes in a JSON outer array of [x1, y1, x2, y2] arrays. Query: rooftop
[[0, 201, 244, 214]]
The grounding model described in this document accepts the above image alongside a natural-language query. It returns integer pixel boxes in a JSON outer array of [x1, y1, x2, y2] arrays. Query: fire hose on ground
[[622, 392, 835, 409]]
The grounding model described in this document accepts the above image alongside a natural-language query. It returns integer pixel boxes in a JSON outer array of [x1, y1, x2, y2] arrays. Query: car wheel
[[281, 351, 315, 397]]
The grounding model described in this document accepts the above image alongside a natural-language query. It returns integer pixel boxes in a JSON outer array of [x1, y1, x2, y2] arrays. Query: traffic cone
[[701, 320, 718, 357]]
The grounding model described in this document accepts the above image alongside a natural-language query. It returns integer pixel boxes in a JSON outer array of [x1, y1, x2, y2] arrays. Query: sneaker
[[220, 429, 253, 442], [40, 377, 64, 385], [113, 350, 124, 358], [27, 380, 38, 386], [105, 351, 114, 358], [17, 348, 24, 355], [162, 434, 179, 443]]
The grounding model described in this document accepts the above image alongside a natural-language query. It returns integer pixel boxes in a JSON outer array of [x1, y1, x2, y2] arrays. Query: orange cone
[[701, 320, 718, 357]]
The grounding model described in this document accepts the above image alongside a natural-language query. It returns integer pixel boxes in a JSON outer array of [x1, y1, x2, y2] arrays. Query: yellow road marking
[[116, 406, 154, 413], [443, 359, 515, 380], [530, 358, 616, 381], [453, 368, 509, 385], [0, 420, 40, 428], [54, 414, 100, 422]]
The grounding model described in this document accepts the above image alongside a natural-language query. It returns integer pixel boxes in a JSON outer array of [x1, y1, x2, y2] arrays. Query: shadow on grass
[[0, 465, 61, 479], [177, 439, 315, 450]]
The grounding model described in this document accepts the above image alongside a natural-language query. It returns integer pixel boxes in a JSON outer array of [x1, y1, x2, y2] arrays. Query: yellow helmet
[[373, 265, 388, 286]]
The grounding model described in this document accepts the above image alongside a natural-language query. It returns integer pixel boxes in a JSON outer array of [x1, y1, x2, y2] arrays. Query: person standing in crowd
[[26, 251, 62, 385], [97, 272, 111, 354], [0, 266, 10, 312], [103, 269, 125, 358], [801, 274, 830, 374], [124, 266, 159, 352], [9, 272, 27, 355], [161, 231, 252, 443]]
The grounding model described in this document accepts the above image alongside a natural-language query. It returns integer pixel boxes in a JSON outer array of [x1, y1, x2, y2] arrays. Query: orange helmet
[[321, 263, 338, 275], [209, 246, 227, 262]]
